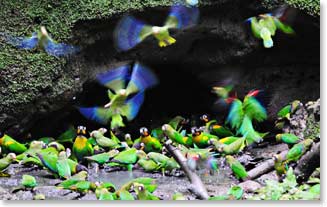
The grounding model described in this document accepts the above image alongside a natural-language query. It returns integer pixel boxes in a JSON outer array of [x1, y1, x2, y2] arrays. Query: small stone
[[239, 180, 262, 193]]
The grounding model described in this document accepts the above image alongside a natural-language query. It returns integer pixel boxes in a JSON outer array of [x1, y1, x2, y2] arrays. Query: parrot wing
[[44, 38, 80, 57], [114, 16, 153, 51], [168, 116, 185, 130], [274, 18, 295, 34], [165, 5, 199, 29], [56, 159, 71, 178], [232, 162, 248, 179], [2, 32, 39, 50], [125, 62, 158, 95], [121, 92, 145, 121], [96, 64, 131, 93], [227, 99, 244, 130], [243, 96, 267, 122], [245, 17, 261, 39], [238, 115, 263, 145], [286, 144, 304, 161], [277, 104, 291, 118], [78, 107, 112, 125]]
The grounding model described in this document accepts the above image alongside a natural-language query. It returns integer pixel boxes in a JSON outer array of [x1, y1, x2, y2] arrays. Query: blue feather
[[114, 16, 148, 51], [124, 92, 145, 120], [96, 65, 130, 89], [4, 32, 39, 50], [78, 107, 109, 125], [128, 63, 158, 92], [44, 38, 80, 57], [168, 5, 199, 29]]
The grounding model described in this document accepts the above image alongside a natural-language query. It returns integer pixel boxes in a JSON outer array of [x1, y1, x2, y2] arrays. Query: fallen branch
[[294, 142, 320, 183], [245, 150, 288, 180], [164, 141, 209, 200]]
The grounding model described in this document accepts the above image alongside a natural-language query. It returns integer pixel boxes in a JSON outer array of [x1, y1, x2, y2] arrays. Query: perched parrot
[[37, 150, 59, 175], [276, 133, 299, 145], [109, 148, 139, 171], [114, 5, 199, 51], [0, 153, 16, 175], [85, 150, 119, 165], [57, 171, 88, 189], [72, 126, 94, 162], [90, 128, 120, 149], [219, 137, 246, 155], [168, 116, 188, 132], [79, 63, 158, 130], [118, 177, 157, 194], [286, 139, 313, 162], [68, 181, 97, 193], [225, 155, 248, 180], [132, 183, 160, 200], [191, 127, 218, 148], [228, 186, 244, 200], [56, 151, 71, 179], [57, 126, 77, 144], [275, 100, 301, 129], [246, 8, 295, 48], [2, 26, 79, 57], [138, 127, 162, 153], [21, 175, 37, 188], [272, 154, 288, 177], [98, 188, 116, 200], [95, 182, 116, 199], [147, 152, 180, 174], [16, 140, 45, 161], [137, 158, 161, 172], [162, 124, 193, 147], [0, 132, 27, 154], [200, 114, 234, 137], [117, 189, 135, 200], [124, 134, 134, 147]]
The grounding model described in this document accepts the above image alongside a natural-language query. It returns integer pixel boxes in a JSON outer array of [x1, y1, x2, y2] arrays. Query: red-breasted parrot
[[78, 62, 158, 130], [114, 5, 199, 51]]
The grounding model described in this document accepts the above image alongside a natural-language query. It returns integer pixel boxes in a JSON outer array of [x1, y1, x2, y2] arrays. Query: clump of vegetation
[[248, 168, 320, 200]]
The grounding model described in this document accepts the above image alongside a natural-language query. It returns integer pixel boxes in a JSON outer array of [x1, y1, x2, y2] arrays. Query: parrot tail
[[128, 63, 158, 92], [113, 16, 148, 51], [44, 39, 80, 57], [2, 32, 39, 50], [168, 5, 200, 29]]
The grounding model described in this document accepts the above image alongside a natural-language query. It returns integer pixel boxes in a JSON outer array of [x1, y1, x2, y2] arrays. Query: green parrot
[[85, 150, 119, 165], [90, 128, 120, 149], [57, 171, 88, 189], [56, 151, 71, 179], [68, 181, 97, 193], [16, 140, 45, 161], [191, 127, 218, 148], [225, 155, 248, 180], [162, 124, 193, 147], [212, 85, 234, 103], [109, 148, 139, 171], [138, 127, 162, 153], [124, 134, 134, 147], [2, 26, 79, 57], [168, 116, 188, 132], [173, 192, 187, 200], [276, 133, 299, 145], [118, 177, 157, 194], [132, 183, 160, 200], [117, 189, 135, 200], [21, 175, 37, 188], [275, 100, 301, 129], [37, 150, 59, 175], [57, 126, 77, 144], [78, 63, 158, 130], [219, 137, 246, 155], [246, 10, 295, 48], [137, 158, 161, 172], [0, 132, 27, 154], [47, 142, 65, 152], [0, 153, 16, 175], [286, 139, 313, 162], [72, 126, 94, 162], [200, 114, 234, 137], [95, 182, 116, 198], [114, 5, 199, 51], [272, 154, 288, 177], [228, 186, 244, 200], [218, 137, 240, 145], [147, 152, 180, 174], [37, 137, 55, 145], [98, 188, 116, 200]]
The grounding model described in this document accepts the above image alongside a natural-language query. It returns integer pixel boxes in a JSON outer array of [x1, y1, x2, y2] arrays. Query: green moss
[[262, 0, 320, 16]]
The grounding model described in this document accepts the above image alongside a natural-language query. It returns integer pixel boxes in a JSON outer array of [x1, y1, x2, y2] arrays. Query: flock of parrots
[[0, 0, 314, 201]]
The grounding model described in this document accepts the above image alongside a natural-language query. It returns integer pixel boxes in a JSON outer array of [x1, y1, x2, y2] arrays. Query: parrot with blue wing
[[78, 63, 158, 130], [114, 4, 199, 51], [2, 26, 79, 57]]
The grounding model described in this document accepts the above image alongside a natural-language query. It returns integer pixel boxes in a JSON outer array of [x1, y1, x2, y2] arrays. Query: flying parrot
[[246, 7, 295, 48], [286, 139, 313, 162], [211, 85, 236, 105], [114, 4, 199, 51], [21, 174, 37, 188], [78, 62, 158, 130], [71, 126, 94, 163], [138, 127, 162, 153], [162, 124, 193, 147], [225, 155, 248, 180], [0, 132, 27, 154], [2, 26, 80, 57]]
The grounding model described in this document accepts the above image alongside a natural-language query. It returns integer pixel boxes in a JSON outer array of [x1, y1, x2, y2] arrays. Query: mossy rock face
[[262, 0, 320, 16], [0, 0, 319, 138]]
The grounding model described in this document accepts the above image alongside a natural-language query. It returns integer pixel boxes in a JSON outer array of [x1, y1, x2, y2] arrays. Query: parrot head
[[303, 139, 313, 148], [125, 133, 132, 141], [291, 100, 301, 112], [191, 127, 202, 137], [152, 26, 161, 35], [272, 154, 281, 162], [58, 151, 67, 159], [77, 126, 87, 136], [225, 155, 234, 163], [275, 134, 282, 142], [98, 128, 108, 134], [30, 141, 47, 149], [140, 127, 150, 137], [200, 114, 209, 123], [7, 153, 17, 161], [161, 124, 171, 132]]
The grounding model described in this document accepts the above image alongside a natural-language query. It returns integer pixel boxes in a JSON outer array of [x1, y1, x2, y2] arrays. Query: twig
[[294, 142, 320, 183], [164, 141, 209, 200], [245, 150, 288, 180]]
